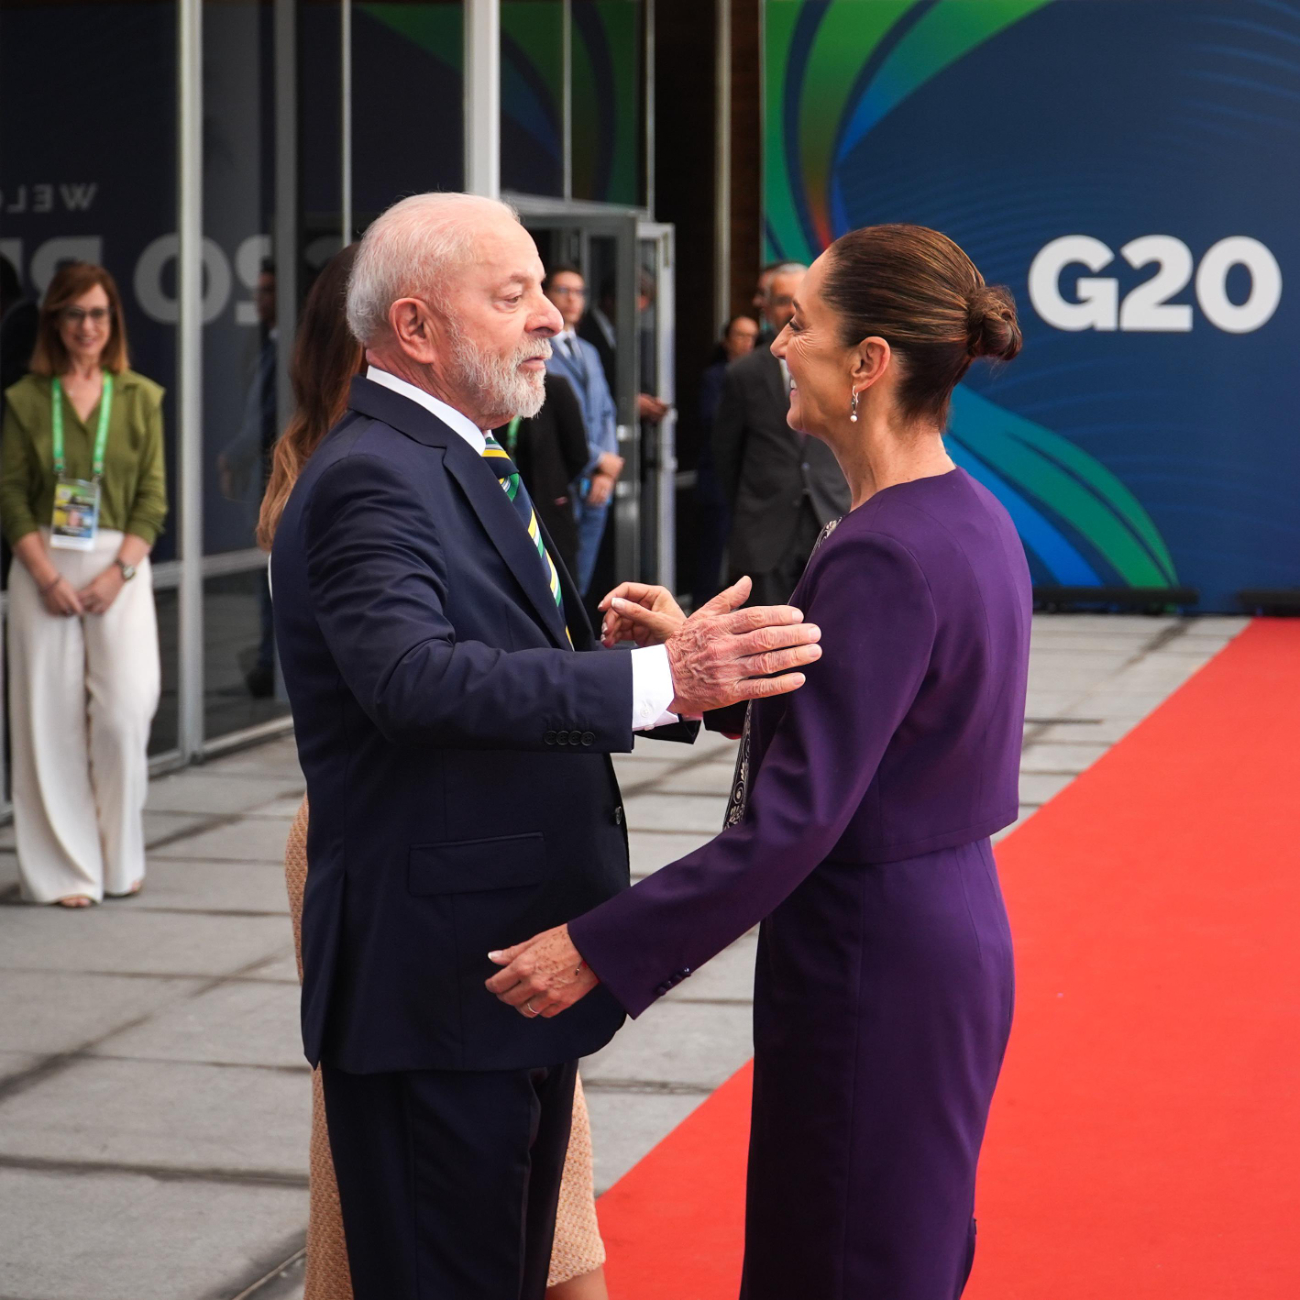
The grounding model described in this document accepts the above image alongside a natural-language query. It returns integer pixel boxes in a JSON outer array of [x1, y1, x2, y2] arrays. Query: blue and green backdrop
[[764, 0, 1300, 610]]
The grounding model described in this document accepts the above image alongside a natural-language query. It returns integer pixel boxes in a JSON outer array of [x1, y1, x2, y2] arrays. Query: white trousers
[[7, 529, 160, 903]]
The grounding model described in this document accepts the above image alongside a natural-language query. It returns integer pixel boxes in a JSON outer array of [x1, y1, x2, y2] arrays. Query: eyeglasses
[[60, 307, 111, 326], [549, 287, 586, 299]]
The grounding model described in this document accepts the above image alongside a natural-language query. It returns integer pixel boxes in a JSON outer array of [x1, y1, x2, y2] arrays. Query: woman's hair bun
[[966, 284, 1022, 362]]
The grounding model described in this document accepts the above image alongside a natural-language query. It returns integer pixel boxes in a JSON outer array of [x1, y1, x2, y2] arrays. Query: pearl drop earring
[[850, 390, 859, 423]]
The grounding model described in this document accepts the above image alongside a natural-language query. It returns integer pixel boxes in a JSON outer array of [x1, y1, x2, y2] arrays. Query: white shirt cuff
[[631, 644, 678, 731]]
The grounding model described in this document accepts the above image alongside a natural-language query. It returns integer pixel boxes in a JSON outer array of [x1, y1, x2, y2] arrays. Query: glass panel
[[303, 0, 347, 257], [0, 0, 180, 564], [352, 0, 464, 222], [203, 0, 276, 560], [571, 0, 643, 207], [0, 0, 181, 761], [201, 0, 290, 741], [501, 0, 565, 197], [204, 569, 287, 737], [150, 586, 181, 757]]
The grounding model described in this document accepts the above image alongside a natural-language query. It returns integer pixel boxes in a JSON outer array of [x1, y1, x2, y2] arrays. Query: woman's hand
[[599, 581, 687, 646], [485, 925, 600, 1018], [41, 575, 84, 618], [78, 564, 125, 616]]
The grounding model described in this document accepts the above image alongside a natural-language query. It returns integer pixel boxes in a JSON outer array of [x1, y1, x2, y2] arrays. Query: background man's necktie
[[481, 434, 573, 646]]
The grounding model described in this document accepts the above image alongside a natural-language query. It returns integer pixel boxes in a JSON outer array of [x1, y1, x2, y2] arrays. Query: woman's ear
[[850, 336, 891, 391]]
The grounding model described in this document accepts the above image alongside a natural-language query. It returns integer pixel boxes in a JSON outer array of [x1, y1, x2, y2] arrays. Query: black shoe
[[245, 664, 275, 698]]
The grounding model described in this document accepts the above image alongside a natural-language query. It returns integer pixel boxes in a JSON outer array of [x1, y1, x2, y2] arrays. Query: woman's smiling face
[[771, 253, 853, 440]]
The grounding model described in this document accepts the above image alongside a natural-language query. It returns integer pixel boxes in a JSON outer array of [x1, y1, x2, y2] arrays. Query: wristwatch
[[115, 559, 137, 582]]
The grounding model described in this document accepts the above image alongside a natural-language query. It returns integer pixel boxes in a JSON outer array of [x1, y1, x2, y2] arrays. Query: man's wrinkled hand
[[598, 581, 687, 646], [662, 577, 821, 714], [485, 925, 599, 1018]]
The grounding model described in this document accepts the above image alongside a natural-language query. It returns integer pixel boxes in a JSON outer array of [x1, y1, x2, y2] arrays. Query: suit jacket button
[[545, 731, 557, 745], [581, 731, 595, 746], [613, 806, 624, 826]]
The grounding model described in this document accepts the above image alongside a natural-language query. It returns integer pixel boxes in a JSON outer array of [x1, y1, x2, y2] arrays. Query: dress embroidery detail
[[722, 517, 843, 829]]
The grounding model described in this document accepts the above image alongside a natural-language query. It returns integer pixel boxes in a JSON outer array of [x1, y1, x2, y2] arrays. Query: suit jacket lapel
[[349, 376, 571, 650], [442, 438, 572, 650]]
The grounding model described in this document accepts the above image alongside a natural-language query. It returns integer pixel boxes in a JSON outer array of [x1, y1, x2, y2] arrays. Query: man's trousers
[[321, 1059, 579, 1300]]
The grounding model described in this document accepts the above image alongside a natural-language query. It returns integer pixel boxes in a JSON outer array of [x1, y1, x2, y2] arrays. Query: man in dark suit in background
[[714, 263, 851, 605], [271, 193, 824, 1300]]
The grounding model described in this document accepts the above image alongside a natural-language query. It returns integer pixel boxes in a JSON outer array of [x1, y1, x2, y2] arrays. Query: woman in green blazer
[[0, 262, 167, 906]]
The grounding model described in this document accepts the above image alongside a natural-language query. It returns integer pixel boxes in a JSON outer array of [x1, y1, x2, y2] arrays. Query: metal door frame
[[637, 220, 676, 593], [508, 195, 644, 584]]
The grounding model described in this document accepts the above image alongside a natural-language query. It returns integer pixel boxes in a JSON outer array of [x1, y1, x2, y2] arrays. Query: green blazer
[[0, 369, 168, 548]]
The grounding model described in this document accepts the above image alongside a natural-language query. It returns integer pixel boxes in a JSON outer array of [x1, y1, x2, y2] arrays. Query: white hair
[[345, 192, 520, 345]]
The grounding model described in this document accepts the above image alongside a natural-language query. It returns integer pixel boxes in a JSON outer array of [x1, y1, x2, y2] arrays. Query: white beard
[[447, 322, 549, 419]]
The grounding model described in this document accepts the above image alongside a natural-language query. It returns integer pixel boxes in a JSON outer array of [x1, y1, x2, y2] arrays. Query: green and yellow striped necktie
[[482, 432, 573, 647]]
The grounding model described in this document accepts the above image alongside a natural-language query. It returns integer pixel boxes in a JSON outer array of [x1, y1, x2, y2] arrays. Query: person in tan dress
[[260, 246, 609, 1300]]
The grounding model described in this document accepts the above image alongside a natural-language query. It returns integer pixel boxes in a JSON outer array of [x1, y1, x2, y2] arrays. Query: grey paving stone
[[243, 947, 302, 985], [1031, 718, 1137, 744], [664, 934, 757, 1004], [151, 817, 297, 864], [0, 972, 201, 1057], [0, 1057, 310, 1177], [585, 1087, 711, 1195], [1019, 742, 1110, 774], [1017, 772, 1075, 806], [197, 737, 302, 775], [0, 850, 18, 893], [245, 795, 310, 820], [609, 757, 678, 789], [623, 792, 730, 834], [582, 999, 753, 1093], [1023, 691, 1090, 719], [132, 859, 292, 916], [147, 770, 304, 816], [653, 766, 740, 796], [0, 908, 291, 977], [90, 980, 305, 1070], [0, 1167, 307, 1300], [144, 811, 218, 846], [627, 831, 714, 878], [0, 1051, 41, 1082]]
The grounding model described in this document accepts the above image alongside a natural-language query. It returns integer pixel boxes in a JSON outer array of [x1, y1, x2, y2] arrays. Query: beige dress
[[284, 799, 605, 1298]]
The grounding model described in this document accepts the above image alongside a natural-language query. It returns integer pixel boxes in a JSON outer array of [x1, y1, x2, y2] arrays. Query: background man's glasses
[[549, 287, 586, 299], [60, 308, 111, 326]]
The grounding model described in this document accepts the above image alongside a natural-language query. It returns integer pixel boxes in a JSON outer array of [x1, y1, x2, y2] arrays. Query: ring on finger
[[524, 998, 541, 1017]]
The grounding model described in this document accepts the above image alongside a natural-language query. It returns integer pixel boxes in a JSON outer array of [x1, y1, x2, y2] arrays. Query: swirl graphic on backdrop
[[764, 0, 1180, 591]]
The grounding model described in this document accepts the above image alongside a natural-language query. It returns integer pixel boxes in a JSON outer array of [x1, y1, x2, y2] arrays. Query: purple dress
[[570, 468, 1031, 1298]]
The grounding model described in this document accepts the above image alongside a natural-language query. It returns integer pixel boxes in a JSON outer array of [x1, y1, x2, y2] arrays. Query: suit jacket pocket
[[407, 832, 547, 896]]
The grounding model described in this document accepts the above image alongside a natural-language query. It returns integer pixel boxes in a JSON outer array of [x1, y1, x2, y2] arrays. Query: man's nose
[[537, 296, 565, 337]]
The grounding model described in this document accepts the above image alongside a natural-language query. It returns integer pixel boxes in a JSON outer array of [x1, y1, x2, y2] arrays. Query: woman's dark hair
[[257, 245, 364, 550], [30, 262, 130, 376], [821, 224, 1021, 427]]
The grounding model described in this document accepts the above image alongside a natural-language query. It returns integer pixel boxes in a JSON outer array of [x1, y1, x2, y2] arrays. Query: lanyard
[[505, 415, 522, 458], [51, 373, 113, 482]]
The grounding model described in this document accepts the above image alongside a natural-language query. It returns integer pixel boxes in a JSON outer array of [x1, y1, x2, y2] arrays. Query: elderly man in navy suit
[[270, 192, 824, 1300], [543, 265, 621, 594]]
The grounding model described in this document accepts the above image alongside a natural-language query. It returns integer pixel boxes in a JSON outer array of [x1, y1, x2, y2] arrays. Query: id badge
[[50, 477, 101, 551]]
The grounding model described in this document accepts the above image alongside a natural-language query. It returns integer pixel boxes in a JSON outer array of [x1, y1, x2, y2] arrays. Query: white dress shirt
[[366, 366, 678, 731]]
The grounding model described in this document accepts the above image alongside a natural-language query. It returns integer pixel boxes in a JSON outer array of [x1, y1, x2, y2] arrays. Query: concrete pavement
[[0, 614, 1246, 1299]]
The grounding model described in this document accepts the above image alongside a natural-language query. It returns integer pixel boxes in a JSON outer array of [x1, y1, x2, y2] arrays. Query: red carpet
[[599, 619, 1300, 1297]]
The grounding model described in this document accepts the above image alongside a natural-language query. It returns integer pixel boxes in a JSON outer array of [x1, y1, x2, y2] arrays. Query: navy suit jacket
[[273, 376, 660, 1073]]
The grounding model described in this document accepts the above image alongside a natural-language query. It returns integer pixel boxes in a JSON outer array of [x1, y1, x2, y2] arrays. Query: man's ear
[[850, 335, 891, 392], [388, 297, 438, 365]]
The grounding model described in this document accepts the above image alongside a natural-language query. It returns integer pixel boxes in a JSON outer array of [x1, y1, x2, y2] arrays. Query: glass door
[[510, 200, 645, 594]]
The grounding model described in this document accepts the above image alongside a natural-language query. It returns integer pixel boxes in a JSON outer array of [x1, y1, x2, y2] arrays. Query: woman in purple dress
[[488, 225, 1031, 1298]]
